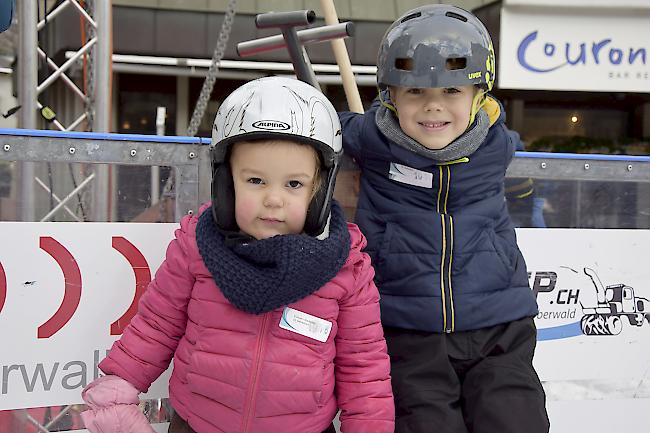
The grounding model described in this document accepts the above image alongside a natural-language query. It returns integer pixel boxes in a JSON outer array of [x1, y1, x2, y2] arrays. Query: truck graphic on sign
[[580, 267, 650, 336]]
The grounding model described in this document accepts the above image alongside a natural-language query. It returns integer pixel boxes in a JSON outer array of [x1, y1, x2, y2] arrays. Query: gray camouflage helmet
[[377, 4, 496, 91]]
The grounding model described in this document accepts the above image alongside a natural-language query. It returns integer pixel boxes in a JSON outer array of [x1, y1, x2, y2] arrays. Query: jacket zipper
[[437, 165, 455, 333], [241, 313, 270, 433]]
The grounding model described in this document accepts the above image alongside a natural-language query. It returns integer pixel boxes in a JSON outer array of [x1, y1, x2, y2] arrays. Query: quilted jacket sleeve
[[504, 126, 520, 167], [338, 110, 365, 162], [335, 224, 395, 433], [99, 215, 198, 392]]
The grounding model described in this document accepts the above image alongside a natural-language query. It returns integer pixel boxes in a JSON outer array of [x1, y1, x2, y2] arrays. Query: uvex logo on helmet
[[252, 120, 290, 131]]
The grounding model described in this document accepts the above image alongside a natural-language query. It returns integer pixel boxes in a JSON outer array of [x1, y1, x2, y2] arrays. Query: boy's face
[[389, 85, 476, 150], [230, 140, 318, 240]]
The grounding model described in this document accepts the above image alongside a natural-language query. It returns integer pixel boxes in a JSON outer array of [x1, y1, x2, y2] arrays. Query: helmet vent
[[400, 11, 421, 23], [445, 11, 468, 22], [395, 58, 414, 71], [446, 57, 467, 71]]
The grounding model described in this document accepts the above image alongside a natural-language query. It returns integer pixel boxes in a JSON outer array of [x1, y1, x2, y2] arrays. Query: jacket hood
[[483, 94, 504, 127]]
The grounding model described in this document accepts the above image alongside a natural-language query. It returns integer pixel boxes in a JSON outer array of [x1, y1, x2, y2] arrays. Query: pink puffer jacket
[[99, 211, 394, 433]]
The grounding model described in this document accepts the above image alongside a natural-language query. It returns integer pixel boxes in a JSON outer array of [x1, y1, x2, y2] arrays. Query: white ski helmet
[[210, 76, 343, 237]]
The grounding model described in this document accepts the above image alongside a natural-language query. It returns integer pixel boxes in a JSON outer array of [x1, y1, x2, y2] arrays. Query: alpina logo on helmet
[[252, 120, 290, 131]]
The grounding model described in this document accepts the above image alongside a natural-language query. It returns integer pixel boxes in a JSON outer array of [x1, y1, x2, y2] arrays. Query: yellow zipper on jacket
[[242, 313, 270, 433], [436, 165, 458, 333]]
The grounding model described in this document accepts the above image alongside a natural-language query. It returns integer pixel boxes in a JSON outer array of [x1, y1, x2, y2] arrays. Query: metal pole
[[35, 177, 83, 221], [236, 22, 353, 57], [37, 37, 97, 94], [92, 0, 112, 221], [41, 173, 96, 222], [17, 0, 38, 221], [152, 106, 165, 206], [252, 10, 321, 90], [319, 0, 364, 113], [281, 27, 320, 89]]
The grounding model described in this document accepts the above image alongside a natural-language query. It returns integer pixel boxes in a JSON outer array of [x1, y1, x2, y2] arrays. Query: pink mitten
[[81, 375, 156, 433]]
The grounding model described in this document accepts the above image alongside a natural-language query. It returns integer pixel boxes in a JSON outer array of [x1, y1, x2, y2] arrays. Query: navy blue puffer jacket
[[339, 96, 538, 333]]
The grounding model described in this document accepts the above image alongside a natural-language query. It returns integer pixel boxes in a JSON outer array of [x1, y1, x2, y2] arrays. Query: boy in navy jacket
[[339, 5, 549, 433]]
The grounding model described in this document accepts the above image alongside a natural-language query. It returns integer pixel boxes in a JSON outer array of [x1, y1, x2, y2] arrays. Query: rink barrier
[[2, 128, 650, 432], [0, 128, 212, 221]]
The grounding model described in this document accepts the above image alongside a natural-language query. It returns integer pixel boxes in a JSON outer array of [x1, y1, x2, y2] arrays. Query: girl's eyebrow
[[238, 168, 263, 176], [239, 168, 313, 179], [286, 172, 313, 179]]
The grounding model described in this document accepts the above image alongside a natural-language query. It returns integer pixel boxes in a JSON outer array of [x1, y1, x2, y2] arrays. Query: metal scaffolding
[[17, 0, 112, 222]]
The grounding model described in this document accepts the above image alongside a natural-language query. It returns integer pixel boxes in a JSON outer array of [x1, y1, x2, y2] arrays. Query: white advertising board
[[520, 228, 650, 432], [0, 223, 175, 410], [504, 0, 650, 7], [499, 7, 650, 92], [1, 224, 650, 432], [523, 229, 650, 381]]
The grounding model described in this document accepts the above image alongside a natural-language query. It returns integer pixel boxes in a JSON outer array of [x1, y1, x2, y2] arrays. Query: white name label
[[389, 162, 433, 188], [279, 307, 332, 342]]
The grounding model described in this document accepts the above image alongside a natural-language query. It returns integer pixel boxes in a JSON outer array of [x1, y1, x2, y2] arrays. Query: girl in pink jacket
[[81, 77, 394, 433]]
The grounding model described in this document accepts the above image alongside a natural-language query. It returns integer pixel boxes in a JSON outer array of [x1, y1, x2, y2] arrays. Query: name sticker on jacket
[[279, 307, 332, 342], [389, 162, 433, 188]]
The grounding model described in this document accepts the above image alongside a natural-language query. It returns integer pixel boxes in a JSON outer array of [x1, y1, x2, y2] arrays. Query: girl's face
[[389, 85, 476, 150], [230, 140, 318, 240]]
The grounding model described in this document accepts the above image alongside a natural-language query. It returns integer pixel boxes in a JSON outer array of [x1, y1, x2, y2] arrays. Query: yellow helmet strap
[[379, 86, 398, 116], [468, 89, 486, 127]]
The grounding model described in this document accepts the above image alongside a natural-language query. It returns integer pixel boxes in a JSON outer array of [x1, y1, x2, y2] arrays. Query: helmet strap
[[304, 159, 339, 237], [211, 162, 239, 233], [468, 89, 487, 128], [378, 87, 398, 116]]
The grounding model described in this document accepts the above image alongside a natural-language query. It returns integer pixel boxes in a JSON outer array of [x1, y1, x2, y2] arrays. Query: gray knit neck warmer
[[375, 102, 490, 163]]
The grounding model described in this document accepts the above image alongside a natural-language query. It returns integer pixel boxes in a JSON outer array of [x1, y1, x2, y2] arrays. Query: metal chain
[[155, 1, 237, 222], [186, 0, 237, 137]]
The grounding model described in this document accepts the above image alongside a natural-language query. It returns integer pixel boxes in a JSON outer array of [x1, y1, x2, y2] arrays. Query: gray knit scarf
[[375, 100, 490, 163]]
